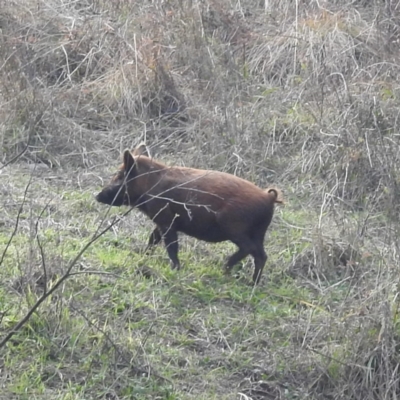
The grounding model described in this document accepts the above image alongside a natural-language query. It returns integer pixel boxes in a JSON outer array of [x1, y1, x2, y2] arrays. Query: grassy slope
[[1, 166, 394, 399], [1, 1, 400, 399], [2, 166, 314, 399]]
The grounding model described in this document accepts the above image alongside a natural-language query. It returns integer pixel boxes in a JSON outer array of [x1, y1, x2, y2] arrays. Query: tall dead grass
[[2, 0, 400, 398]]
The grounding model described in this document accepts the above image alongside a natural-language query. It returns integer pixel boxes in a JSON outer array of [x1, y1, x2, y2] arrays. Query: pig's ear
[[123, 149, 135, 173], [132, 142, 149, 157]]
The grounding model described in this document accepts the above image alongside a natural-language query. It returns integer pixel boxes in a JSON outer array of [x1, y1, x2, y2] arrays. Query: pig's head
[[95, 143, 149, 207]]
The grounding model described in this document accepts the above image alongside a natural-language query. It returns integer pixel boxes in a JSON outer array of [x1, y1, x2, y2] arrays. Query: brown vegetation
[[1, 0, 400, 399]]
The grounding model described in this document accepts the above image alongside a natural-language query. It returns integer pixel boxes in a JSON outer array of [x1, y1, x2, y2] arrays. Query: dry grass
[[2, 0, 400, 399]]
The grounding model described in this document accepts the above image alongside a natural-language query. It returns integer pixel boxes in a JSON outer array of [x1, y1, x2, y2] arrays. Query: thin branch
[[0, 144, 29, 170], [35, 198, 54, 295], [0, 207, 133, 350], [0, 174, 33, 267], [68, 302, 152, 378], [67, 270, 122, 278], [0, 107, 43, 170]]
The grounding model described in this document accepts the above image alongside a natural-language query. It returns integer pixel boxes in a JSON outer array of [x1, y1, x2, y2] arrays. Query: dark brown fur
[[95, 144, 283, 284]]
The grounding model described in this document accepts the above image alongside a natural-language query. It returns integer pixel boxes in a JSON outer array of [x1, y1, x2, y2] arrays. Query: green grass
[[1, 174, 327, 398], [0, 172, 398, 399], [0, 255, 323, 391], [0, 143, 399, 400]]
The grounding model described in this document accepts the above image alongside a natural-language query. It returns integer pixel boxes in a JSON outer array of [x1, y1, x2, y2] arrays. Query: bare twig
[[0, 174, 33, 267], [34, 199, 54, 295], [0, 207, 133, 350], [0, 144, 29, 170]]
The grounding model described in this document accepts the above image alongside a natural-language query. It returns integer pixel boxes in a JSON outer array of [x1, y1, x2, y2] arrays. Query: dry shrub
[[0, 0, 191, 166], [289, 237, 360, 283]]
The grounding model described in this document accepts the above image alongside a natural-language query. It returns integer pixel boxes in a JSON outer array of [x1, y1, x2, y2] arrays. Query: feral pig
[[95, 144, 283, 284]]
